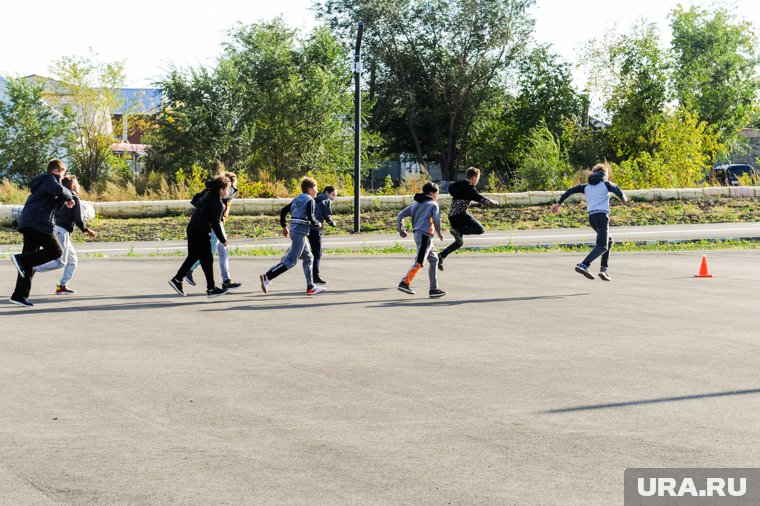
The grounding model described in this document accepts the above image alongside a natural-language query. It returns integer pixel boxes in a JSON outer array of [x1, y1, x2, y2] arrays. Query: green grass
[[2, 198, 760, 245]]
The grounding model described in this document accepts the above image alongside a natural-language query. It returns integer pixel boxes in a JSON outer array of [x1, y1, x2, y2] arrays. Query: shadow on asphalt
[[200, 293, 590, 312], [543, 388, 760, 414], [0, 292, 589, 315]]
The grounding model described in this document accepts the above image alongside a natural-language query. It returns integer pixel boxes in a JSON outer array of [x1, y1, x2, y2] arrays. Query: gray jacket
[[397, 193, 442, 238], [558, 171, 626, 215]]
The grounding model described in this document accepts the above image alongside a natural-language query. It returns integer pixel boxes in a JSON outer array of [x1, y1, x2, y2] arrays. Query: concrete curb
[[2, 187, 759, 225]]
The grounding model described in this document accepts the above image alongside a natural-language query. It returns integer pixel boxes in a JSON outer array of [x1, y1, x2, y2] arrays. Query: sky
[[0, 0, 757, 89]]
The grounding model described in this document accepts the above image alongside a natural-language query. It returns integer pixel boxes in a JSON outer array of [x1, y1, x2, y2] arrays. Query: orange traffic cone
[[695, 255, 713, 278]]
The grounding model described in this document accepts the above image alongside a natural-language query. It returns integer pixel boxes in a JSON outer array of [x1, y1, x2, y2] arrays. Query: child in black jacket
[[10, 159, 74, 307], [169, 176, 231, 298], [438, 167, 496, 270]]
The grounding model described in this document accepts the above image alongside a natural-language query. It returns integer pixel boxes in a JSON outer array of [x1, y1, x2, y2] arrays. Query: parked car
[[711, 163, 758, 186]]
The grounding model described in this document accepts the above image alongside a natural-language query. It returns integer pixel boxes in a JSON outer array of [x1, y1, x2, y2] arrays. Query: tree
[[670, 5, 760, 144], [515, 123, 570, 191], [612, 107, 724, 189], [45, 52, 128, 189], [226, 21, 358, 180], [147, 20, 366, 184], [145, 63, 248, 176], [580, 20, 669, 160], [0, 78, 72, 182], [318, 0, 535, 180]]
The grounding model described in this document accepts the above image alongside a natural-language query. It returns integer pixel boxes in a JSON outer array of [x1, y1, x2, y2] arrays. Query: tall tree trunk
[[406, 114, 426, 171]]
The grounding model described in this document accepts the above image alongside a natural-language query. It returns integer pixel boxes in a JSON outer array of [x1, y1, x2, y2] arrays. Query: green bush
[[516, 124, 571, 191]]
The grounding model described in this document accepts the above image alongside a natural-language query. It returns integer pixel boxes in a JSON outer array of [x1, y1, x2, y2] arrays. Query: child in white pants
[[34, 175, 96, 294]]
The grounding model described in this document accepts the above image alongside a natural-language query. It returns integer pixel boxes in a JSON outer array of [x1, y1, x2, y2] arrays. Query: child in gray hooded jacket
[[397, 182, 447, 298], [551, 163, 628, 280]]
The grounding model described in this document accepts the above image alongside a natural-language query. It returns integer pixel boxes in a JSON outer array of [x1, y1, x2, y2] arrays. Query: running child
[[308, 186, 337, 284], [185, 171, 242, 291], [169, 175, 231, 298], [438, 167, 497, 271], [551, 162, 628, 280], [260, 177, 325, 296], [10, 159, 75, 307], [34, 175, 97, 294], [397, 182, 447, 298]]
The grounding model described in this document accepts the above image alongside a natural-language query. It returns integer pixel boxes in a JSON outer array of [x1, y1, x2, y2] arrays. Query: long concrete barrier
[[2, 187, 759, 225]]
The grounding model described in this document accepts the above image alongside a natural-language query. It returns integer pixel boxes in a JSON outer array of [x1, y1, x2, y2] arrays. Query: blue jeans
[[582, 213, 613, 268]]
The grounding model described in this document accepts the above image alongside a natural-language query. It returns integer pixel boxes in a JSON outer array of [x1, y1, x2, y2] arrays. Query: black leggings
[[175, 227, 215, 290], [440, 214, 485, 258], [13, 227, 63, 300]]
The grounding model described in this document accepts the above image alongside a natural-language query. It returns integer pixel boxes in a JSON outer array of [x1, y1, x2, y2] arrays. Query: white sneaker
[[306, 286, 326, 296], [259, 274, 270, 294]]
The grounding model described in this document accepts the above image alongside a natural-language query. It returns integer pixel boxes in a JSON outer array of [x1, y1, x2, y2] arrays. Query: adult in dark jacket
[[438, 167, 497, 270], [168, 175, 231, 298], [10, 159, 75, 307]]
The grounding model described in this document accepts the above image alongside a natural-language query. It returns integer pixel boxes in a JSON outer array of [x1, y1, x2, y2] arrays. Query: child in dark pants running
[[397, 182, 447, 298], [260, 177, 325, 296], [438, 167, 497, 271], [308, 186, 336, 284], [551, 163, 628, 281], [10, 159, 75, 307], [184, 171, 241, 291], [279, 186, 337, 285], [169, 175, 231, 298]]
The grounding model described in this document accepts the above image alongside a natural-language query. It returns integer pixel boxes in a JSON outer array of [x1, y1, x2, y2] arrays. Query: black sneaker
[[575, 263, 595, 280], [437, 256, 445, 271], [222, 279, 242, 290], [429, 288, 448, 299], [184, 271, 196, 286], [598, 269, 611, 281], [9, 296, 33, 307], [206, 286, 229, 298], [11, 255, 26, 278], [169, 278, 186, 297], [398, 282, 415, 295], [313, 275, 328, 285]]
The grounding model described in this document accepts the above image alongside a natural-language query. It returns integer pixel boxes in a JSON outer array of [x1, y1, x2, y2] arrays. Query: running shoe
[[259, 274, 270, 294], [306, 286, 326, 296], [222, 279, 242, 290], [169, 278, 186, 296], [9, 296, 33, 307], [206, 286, 229, 298], [575, 263, 595, 280], [397, 282, 415, 295], [56, 285, 76, 295]]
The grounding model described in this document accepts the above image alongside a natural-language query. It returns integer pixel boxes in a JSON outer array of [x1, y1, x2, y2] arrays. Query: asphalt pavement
[[1, 251, 759, 504]]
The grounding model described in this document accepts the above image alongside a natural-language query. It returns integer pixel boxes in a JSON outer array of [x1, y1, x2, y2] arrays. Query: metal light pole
[[353, 21, 364, 234]]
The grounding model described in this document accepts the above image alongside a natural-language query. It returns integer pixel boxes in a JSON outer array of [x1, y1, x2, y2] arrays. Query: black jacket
[[313, 193, 335, 228], [447, 181, 488, 203], [188, 188, 227, 244], [18, 173, 74, 234], [55, 193, 88, 233]]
